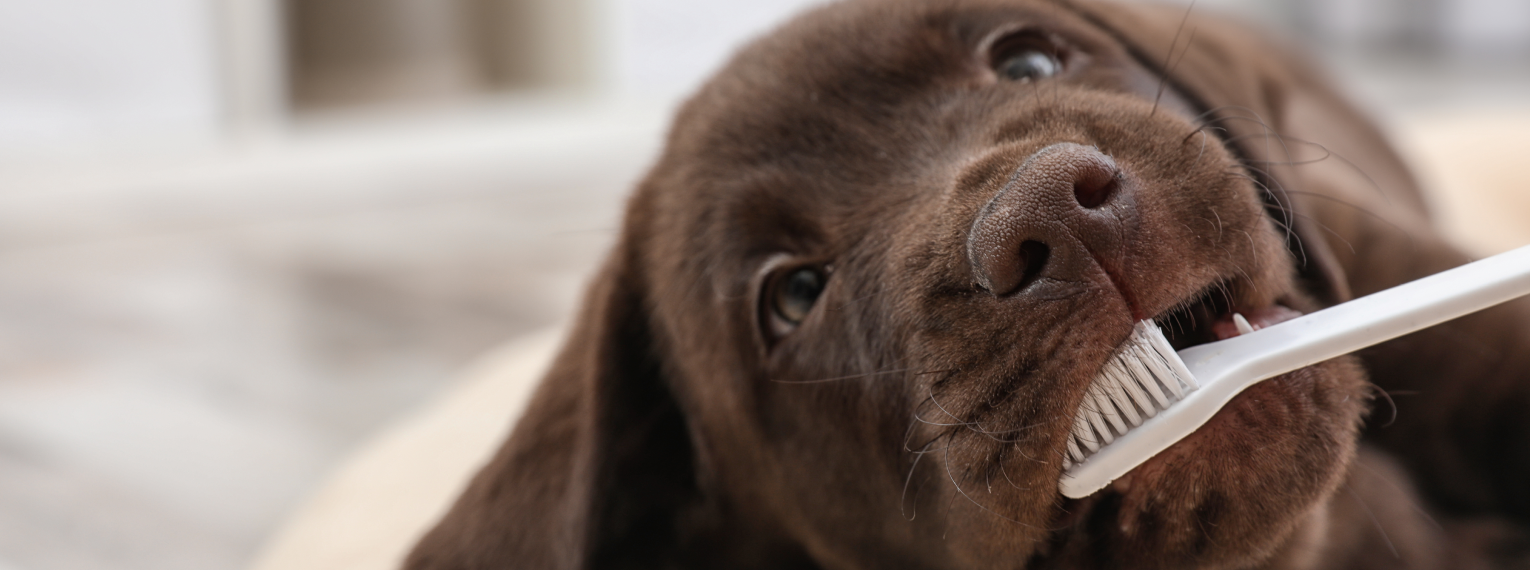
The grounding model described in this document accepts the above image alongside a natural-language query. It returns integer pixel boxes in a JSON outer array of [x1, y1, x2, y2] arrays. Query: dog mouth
[[1057, 280, 1304, 473], [1150, 281, 1302, 351], [1057, 282, 1310, 497], [1082, 280, 1308, 477], [1154, 283, 1235, 351]]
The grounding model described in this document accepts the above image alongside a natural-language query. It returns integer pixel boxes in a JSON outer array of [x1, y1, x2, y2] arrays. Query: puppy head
[[412, 1, 1371, 568], [634, 0, 1371, 565]]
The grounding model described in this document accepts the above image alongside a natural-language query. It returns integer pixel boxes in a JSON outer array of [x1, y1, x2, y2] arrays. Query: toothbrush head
[[1060, 320, 1196, 498]]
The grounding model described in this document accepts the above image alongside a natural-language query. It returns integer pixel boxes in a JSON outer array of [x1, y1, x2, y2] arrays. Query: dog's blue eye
[[772, 268, 825, 326], [995, 50, 1060, 82]]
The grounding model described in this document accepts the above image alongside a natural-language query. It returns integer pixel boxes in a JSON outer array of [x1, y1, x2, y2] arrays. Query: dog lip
[[1149, 281, 1233, 351]]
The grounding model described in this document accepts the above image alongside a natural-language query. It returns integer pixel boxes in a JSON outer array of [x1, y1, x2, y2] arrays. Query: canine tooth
[[1233, 312, 1255, 335]]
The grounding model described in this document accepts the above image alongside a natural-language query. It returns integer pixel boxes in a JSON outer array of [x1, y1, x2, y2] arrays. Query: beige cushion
[[247, 328, 562, 570], [246, 109, 1530, 570], [1395, 108, 1530, 256]]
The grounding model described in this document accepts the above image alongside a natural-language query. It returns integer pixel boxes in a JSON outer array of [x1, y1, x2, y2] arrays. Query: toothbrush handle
[[1181, 243, 1530, 385]]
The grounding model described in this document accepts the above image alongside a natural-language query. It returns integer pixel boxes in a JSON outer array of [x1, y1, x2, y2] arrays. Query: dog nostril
[[1015, 240, 1050, 291], [967, 143, 1119, 296], [1073, 164, 1119, 209]]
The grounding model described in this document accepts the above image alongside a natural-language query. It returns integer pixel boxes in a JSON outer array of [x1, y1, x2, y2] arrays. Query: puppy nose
[[967, 143, 1122, 296]]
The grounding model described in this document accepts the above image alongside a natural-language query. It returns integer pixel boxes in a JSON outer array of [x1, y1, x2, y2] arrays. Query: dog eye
[[994, 49, 1059, 82], [987, 31, 1063, 82], [771, 267, 826, 328]]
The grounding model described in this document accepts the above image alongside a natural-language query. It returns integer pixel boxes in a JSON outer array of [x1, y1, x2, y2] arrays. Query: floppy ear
[[403, 236, 701, 569], [1068, 1, 1359, 304]]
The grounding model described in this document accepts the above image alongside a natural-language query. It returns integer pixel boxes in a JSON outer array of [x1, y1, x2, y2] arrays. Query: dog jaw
[[876, 86, 1366, 567]]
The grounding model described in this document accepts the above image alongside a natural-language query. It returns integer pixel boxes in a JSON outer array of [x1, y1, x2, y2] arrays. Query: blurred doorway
[[284, 0, 599, 110]]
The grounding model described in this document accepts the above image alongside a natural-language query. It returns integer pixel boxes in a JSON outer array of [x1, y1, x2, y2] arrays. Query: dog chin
[[1024, 287, 1370, 567], [1052, 346, 1367, 568]]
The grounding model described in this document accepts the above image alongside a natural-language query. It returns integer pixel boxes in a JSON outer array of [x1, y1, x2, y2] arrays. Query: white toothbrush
[[1059, 243, 1530, 499]]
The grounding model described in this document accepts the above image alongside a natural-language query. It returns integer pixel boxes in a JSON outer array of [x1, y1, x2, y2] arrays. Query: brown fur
[[406, 1, 1530, 568]]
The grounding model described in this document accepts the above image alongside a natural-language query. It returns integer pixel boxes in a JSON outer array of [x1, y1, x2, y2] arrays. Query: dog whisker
[[1192, 128, 1210, 165], [999, 456, 1029, 491], [1234, 129, 1398, 209], [1344, 483, 1401, 559], [1227, 165, 1310, 268], [772, 366, 933, 384], [1151, 0, 1199, 117], [1280, 189, 1421, 249], [1364, 381, 1399, 429], [1245, 188, 1362, 257], [1222, 132, 1335, 167], [939, 439, 1044, 529], [1351, 458, 1446, 534], [902, 439, 939, 520]]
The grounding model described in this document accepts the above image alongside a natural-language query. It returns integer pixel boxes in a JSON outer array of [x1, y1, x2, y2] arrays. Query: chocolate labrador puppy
[[407, 0, 1530, 568]]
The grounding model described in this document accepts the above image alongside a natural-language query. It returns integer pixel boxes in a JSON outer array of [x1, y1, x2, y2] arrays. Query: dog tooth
[[1233, 312, 1255, 335]]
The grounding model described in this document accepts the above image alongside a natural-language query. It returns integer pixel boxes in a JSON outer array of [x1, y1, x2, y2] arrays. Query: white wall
[[0, 0, 831, 152], [1, 0, 1524, 153], [609, 0, 830, 98], [1445, 0, 1530, 55], [0, 0, 224, 151]]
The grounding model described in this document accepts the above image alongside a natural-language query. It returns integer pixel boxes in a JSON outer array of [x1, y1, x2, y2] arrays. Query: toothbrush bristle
[[1064, 321, 1196, 467]]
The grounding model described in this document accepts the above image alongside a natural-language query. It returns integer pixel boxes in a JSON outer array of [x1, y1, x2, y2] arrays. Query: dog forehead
[[639, 0, 1143, 237], [661, 0, 1124, 172]]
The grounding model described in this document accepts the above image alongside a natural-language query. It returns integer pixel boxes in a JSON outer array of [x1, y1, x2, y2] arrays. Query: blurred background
[[0, 0, 1526, 569]]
